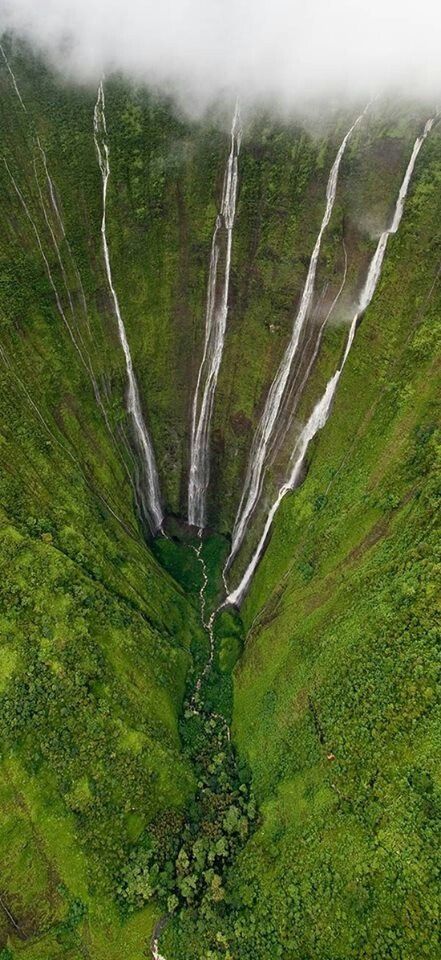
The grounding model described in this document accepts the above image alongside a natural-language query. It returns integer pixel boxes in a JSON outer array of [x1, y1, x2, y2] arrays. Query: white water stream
[[32, 158, 96, 376], [0, 44, 26, 112], [3, 158, 95, 380], [267, 241, 349, 467], [188, 103, 242, 528], [35, 134, 93, 337], [151, 939, 167, 960], [224, 115, 435, 607], [32, 150, 120, 443], [225, 107, 368, 571], [1, 47, 91, 370], [94, 80, 164, 533], [191, 530, 217, 695]]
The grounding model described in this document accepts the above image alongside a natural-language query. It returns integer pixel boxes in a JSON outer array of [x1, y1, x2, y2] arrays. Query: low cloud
[[1, 0, 441, 112]]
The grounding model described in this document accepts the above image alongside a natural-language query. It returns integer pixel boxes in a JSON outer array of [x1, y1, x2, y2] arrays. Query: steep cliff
[[0, 40, 439, 960]]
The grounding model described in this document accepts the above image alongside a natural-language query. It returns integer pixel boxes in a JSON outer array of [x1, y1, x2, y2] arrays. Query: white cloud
[[1, 0, 440, 112]]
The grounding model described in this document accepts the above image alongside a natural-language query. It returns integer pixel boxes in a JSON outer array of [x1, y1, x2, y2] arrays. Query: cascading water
[[32, 148, 120, 442], [225, 107, 368, 572], [151, 532, 231, 960], [224, 115, 435, 608], [1, 47, 89, 365], [267, 241, 349, 467], [188, 102, 242, 529], [0, 43, 26, 111], [35, 133, 93, 337], [151, 939, 167, 960], [93, 80, 164, 534], [3, 158, 94, 379], [32, 157, 97, 373], [225, 374, 339, 607]]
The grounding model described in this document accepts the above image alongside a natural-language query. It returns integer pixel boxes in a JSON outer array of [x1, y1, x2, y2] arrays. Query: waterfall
[[2, 42, 96, 348], [267, 240, 349, 466], [188, 102, 242, 528], [225, 374, 339, 607], [93, 80, 164, 534], [224, 115, 435, 607], [35, 133, 92, 336], [3, 158, 94, 379], [225, 107, 368, 571], [0, 43, 27, 112], [151, 939, 167, 960]]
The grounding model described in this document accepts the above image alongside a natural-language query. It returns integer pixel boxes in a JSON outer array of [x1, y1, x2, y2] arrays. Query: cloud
[[1, 0, 441, 112]]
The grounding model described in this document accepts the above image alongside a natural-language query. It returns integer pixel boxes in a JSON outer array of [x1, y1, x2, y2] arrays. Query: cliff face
[[0, 40, 439, 960], [0, 45, 427, 527]]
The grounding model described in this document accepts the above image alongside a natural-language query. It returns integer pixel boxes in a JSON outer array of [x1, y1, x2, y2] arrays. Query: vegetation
[[0, 37, 439, 960]]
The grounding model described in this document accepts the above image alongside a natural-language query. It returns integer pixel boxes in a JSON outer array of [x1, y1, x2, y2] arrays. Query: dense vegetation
[[0, 37, 439, 960]]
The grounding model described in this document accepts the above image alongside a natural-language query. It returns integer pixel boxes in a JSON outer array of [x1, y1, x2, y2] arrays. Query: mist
[[1, 0, 441, 113]]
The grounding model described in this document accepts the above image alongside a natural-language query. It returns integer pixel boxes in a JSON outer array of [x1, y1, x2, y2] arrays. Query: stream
[[152, 531, 236, 958]]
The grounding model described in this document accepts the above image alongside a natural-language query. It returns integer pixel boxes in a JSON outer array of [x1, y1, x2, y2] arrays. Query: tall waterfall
[[188, 102, 242, 528], [0, 43, 27, 112], [93, 81, 164, 534], [225, 107, 368, 570], [224, 115, 435, 608]]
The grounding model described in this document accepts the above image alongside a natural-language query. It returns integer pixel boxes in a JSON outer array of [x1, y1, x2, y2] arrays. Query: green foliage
[[0, 38, 440, 960]]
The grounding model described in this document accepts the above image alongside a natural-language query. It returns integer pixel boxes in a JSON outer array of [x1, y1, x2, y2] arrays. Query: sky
[[1, 0, 441, 113]]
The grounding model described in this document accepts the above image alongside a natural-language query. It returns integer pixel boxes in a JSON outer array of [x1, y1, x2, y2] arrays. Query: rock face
[[0, 40, 440, 960]]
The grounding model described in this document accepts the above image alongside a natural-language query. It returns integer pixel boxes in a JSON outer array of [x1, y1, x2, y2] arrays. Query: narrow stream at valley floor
[[151, 530, 251, 958]]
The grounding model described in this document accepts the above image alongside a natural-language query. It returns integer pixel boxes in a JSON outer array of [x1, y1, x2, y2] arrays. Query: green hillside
[[0, 39, 439, 960]]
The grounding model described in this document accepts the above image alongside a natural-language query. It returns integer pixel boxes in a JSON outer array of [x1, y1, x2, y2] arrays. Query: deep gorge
[[0, 38, 440, 960]]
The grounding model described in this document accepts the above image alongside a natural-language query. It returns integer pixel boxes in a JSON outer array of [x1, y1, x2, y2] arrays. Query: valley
[[0, 38, 439, 960]]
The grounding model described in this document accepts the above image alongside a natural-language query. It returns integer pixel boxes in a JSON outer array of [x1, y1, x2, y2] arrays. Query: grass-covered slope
[[0, 511, 196, 958], [0, 287, 202, 955], [0, 44, 204, 958]]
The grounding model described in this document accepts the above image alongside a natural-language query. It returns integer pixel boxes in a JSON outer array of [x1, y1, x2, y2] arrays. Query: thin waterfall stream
[[190, 532, 232, 739], [151, 531, 242, 959], [188, 102, 242, 528], [191, 530, 216, 692], [94, 79, 164, 534], [151, 933, 167, 960]]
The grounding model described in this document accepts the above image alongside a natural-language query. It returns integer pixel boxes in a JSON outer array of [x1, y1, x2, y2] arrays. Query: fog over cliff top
[[1, 0, 441, 113]]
